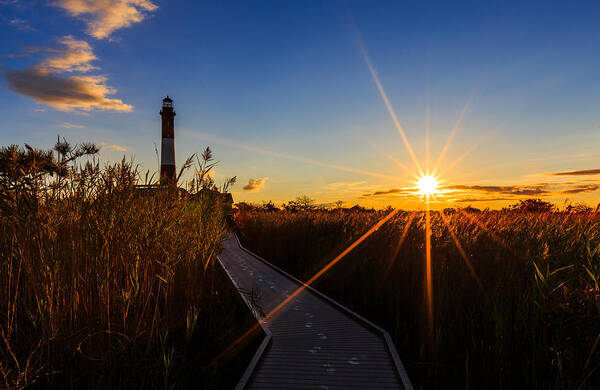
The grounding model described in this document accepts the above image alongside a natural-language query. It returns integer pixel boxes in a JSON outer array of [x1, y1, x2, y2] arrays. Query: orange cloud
[[54, 0, 158, 39], [446, 184, 550, 196], [243, 177, 268, 192], [40, 36, 97, 72], [3, 36, 132, 112], [361, 182, 600, 201], [561, 184, 599, 194], [361, 188, 415, 198], [99, 141, 127, 151], [5, 69, 132, 112], [551, 169, 600, 176], [61, 121, 85, 128]]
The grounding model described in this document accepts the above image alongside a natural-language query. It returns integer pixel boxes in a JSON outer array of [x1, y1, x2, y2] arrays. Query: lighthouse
[[160, 96, 176, 186]]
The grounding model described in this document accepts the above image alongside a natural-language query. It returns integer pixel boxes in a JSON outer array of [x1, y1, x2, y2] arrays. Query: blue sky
[[1, 1, 600, 208]]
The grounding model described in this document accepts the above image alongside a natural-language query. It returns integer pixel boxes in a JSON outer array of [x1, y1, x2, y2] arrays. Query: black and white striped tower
[[160, 96, 176, 186]]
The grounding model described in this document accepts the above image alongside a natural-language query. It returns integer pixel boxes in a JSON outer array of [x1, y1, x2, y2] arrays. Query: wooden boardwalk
[[218, 235, 413, 390]]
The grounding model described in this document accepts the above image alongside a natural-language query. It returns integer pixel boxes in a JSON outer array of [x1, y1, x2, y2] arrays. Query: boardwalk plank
[[218, 235, 412, 390]]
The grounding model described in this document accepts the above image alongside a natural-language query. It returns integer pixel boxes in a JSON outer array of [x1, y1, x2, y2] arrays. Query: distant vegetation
[[237, 201, 600, 389], [0, 140, 256, 389]]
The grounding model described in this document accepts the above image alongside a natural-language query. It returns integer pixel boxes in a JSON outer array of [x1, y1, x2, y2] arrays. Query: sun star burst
[[416, 174, 439, 196]]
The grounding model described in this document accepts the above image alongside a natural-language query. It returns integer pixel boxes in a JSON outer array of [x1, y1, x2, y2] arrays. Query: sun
[[417, 175, 439, 196]]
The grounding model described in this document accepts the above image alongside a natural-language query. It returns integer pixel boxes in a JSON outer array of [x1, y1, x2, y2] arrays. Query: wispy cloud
[[361, 181, 600, 200], [1, 46, 43, 59], [561, 184, 599, 194], [54, 0, 158, 39], [9, 17, 34, 31], [40, 36, 97, 72], [361, 187, 416, 198], [446, 184, 550, 196], [61, 121, 84, 128], [452, 197, 514, 203], [326, 181, 366, 189], [3, 36, 132, 112], [551, 169, 600, 176], [243, 177, 268, 192], [99, 141, 127, 151], [448, 182, 600, 197]]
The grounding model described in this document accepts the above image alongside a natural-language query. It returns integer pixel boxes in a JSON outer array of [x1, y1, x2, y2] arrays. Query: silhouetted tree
[[283, 195, 316, 212], [565, 203, 592, 213], [463, 205, 481, 213], [506, 199, 555, 213], [262, 200, 279, 211]]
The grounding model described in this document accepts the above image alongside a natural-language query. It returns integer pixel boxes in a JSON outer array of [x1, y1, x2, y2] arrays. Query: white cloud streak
[[9, 18, 34, 31], [99, 141, 127, 151], [61, 121, 85, 128], [54, 0, 158, 39]]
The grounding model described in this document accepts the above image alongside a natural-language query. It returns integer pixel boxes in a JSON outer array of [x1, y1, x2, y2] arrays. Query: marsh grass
[[237, 207, 600, 389], [0, 140, 255, 389]]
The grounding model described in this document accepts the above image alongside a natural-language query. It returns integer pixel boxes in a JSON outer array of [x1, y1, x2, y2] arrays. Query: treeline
[[237, 196, 597, 214]]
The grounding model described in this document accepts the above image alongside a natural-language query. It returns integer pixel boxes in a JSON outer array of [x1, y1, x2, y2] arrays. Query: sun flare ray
[[432, 97, 472, 176], [425, 90, 431, 174], [374, 145, 420, 180], [425, 200, 434, 348], [188, 131, 400, 182], [437, 130, 497, 178], [455, 208, 516, 256], [352, 26, 424, 176], [385, 211, 416, 276], [214, 208, 400, 364], [439, 210, 487, 294], [437, 142, 480, 178]]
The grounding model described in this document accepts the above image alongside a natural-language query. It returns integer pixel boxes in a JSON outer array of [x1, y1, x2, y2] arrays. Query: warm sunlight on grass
[[416, 174, 439, 196]]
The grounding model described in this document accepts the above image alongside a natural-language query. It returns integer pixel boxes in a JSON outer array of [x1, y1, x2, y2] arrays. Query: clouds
[[40, 36, 97, 72], [5, 69, 132, 112], [446, 184, 550, 196], [453, 197, 513, 203], [446, 183, 599, 196], [561, 184, 599, 194], [61, 121, 85, 128], [99, 141, 127, 151], [551, 169, 600, 176], [9, 17, 34, 31], [359, 181, 600, 202], [3, 36, 132, 112], [243, 177, 268, 192], [363, 188, 407, 197], [54, 0, 158, 39], [3, 0, 159, 111]]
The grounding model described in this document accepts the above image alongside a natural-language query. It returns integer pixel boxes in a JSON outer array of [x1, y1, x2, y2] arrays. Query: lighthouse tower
[[160, 96, 176, 186]]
